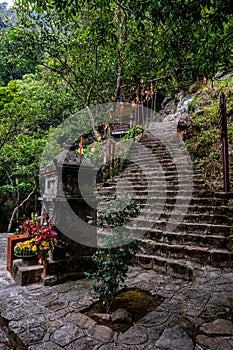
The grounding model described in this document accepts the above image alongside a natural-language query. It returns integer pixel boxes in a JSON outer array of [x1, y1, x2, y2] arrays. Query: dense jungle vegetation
[[0, 0, 232, 231]]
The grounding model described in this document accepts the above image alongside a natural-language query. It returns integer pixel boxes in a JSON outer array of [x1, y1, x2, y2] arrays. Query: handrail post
[[220, 92, 230, 192]]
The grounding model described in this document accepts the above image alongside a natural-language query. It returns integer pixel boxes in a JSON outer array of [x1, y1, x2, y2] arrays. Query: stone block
[[111, 308, 132, 323], [50, 324, 85, 347], [196, 334, 233, 350], [155, 326, 194, 350], [200, 319, 233, 335], [11, 260, 43, 286], [152, 256, 167, 274], [136, 255, 153, 269], [166, 261, 192, 281], [41, 275, 58, 286], [87, 325, 114, 342]]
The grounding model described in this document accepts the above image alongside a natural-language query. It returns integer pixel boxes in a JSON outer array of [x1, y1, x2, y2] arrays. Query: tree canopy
[[13, 0, 233, 92], [0, 73, 78, 229], [0, 0, 232, 229]]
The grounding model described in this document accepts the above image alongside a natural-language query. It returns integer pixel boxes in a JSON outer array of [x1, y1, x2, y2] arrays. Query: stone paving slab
[[1, 234, 233, 349]]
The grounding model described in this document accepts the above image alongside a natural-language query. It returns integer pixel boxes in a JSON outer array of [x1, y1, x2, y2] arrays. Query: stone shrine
[[12, 144, 98, 286]]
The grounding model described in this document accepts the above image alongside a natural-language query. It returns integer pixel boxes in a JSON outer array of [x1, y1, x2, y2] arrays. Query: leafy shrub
[[122, 126, 143, 140], [85, 233, 141, 312], [86, 196, 141, 312], [97, 195, 139, 228], [185, 76, 233, 190]]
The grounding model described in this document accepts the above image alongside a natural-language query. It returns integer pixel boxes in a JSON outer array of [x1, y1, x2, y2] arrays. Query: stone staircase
[[96, 121, 233, 281]]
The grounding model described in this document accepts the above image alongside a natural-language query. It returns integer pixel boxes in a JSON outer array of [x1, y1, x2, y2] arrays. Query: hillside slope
[[184, 73, 233, 191]]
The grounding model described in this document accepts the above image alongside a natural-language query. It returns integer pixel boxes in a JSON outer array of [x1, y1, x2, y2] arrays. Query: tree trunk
[[114, 13, 126, 102], [7, 187, 36, 233]]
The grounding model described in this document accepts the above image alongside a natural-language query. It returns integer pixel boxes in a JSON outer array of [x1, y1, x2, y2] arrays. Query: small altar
[[9, 143, 98, 286]]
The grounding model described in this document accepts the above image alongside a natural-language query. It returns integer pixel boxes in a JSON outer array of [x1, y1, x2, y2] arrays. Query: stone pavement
[[1, 232, 233, 349]]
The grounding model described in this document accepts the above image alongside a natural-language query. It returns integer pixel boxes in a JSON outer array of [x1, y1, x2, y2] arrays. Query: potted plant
[[14, 214, 58, 275]]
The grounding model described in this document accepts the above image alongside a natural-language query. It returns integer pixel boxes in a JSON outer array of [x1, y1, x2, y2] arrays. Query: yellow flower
[[32, 246, 37, 252]]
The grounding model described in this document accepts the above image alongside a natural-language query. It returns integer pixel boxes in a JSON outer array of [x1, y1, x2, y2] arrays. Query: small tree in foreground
[[86, 196, 141, 312], [85, 233, 141, 313]]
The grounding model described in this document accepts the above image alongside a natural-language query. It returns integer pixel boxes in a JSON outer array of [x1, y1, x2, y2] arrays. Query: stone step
[[123, 164, 179, 172], [138, 149, 189, 157], [97, 201, 233, 218], [97, 193, 229, 206], [130, 151, 188, 158], [189, 196, 232, 206], [96, 127, 233, 280], [125, 222, 232, 236], [97, 201, 232, 224], [104, 177, 205, 186], [98, 187, 212, 203], [128, 156, 175, 162], [123, 160, 203, 175], [135, 253, 202, 281], [139, 142, 181, 149], [97, 226, 230, 250], [143, 230, 230, 249], [138, 240, 233, 268], [102, 180, 206, 188], [160, 213, 232, 225], [100, 178, 200, 185], [124, 156, 201, 167], [131, 211, 232, 225], [127, 156, 192, 163], [97, 186, 211, 195], [127, 152, 176, 159], [113, 170, 204, 178], [121, 158, 194, 167], [137, 203, 233, 216], [127, 159, 184, 167], [120, 165, 194, 173]]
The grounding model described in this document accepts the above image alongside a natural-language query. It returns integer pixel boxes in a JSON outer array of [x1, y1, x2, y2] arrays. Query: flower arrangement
[[14, 238, 36, 256], [14, 214, 58, 264]]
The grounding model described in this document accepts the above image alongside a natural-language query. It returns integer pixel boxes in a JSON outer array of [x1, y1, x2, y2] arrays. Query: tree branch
[[40, 62, 85, 103], [114, 13, 126, 102], [7, 186, 36, 233]]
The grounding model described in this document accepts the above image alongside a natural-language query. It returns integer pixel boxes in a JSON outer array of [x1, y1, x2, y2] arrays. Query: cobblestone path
[[1, 233, 233, 349]]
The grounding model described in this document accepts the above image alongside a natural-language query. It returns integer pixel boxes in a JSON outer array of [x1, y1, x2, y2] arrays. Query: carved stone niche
[[40, 145, 98, 276]]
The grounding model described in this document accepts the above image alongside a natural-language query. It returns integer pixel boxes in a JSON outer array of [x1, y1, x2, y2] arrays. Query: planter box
[[7, 234, 29, 271]]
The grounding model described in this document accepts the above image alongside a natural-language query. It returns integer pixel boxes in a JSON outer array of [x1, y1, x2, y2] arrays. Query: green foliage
[[0, 73, 79, 229], [0, 182, 33, 195], [83, 141, 104, 167], [0, 28, 38, 85], [185, 75, 233, 190], [97, 196, 139, 228], [0, 0, 232, 228], [0, 0, 228, 102], [86, 196, 141, 311], [13, 0, 121, 105], [85, 233, 141, 312], [122, 126, 143, 140]]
